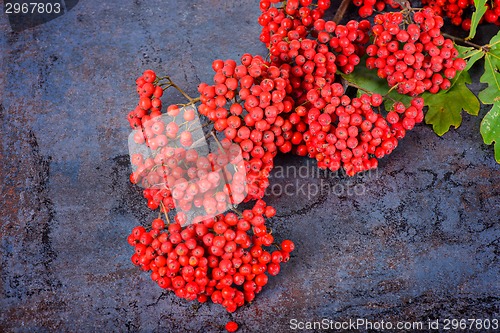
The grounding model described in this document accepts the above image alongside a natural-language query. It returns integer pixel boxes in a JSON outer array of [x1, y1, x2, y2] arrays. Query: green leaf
[[341, 66, 412, 110], [479, 55, 500, 104], [424, 71, 480, 136], [480, 104, 500, 163], [478, 31, 500, 164], [468, 0, 488, 40], [478, 31, 500, 105], [455, 44, 485, 71]]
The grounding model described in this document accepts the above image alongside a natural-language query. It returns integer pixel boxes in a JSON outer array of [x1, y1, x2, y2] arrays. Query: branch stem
[[442, 33, 485, 50], [158, 76, 200, 104], [231, 208, 243, 218], [159, 201, 171, 224], [333, 0, 351, 23], [170, 81, 198, 103], [210, 131, 225, 151]]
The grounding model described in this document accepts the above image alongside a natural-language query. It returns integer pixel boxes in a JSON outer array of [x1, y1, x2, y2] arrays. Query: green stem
[[489, 39, 500, 48], [384, 84, 400, 102]]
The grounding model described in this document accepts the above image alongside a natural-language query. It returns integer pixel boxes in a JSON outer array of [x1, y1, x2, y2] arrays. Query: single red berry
[[281, 239, 295, 253], [225, 321, 239, 332]]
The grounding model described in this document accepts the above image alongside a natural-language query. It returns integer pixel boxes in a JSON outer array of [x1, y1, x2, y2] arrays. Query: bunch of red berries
[[366, 10, 465, 95], [254, 5, 431, 175], [300, 93, 424, 175], [258, 0, 331, 50], [422, 0, 500, 30], [310, 19, 372, 75], [127, 70, 163, 129], [127, 200, 295, 313], [129, 83, 252, 220], [482, 1, 500, 26], [359, 0, 500, 31], [422, 0, 474, 29], [197, 55, 295, 200]]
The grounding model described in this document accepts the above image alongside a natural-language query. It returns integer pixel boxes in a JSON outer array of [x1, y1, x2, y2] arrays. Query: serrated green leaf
[[478, 31, 500, 105], [478, 30, 500, 164], [468, 0, 488, 40], [480, 103, 500, 163], [424, 71, 480, 136], [479, 55, 500, 104], [455, 44, 485, 71]]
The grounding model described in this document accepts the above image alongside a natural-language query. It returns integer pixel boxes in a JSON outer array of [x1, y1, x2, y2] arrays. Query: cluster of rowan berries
[[423, 0, 500, 30], [254, 1, 458, 174], [301, 93, 425, 175], [366, 10, 466, 96], [197, 55, 294, 201], [127, 69, 163, 129], [128, 200, 294, 313]]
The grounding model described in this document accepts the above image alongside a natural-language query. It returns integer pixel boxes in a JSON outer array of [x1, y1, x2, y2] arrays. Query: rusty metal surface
[[1, 1, 499, 332]]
